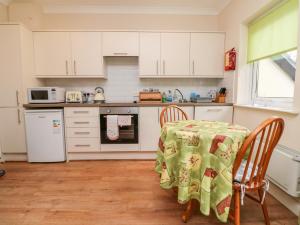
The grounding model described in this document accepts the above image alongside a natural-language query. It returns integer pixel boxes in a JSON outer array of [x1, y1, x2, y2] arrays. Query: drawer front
[[66, 138, 100, 152], [65, 117, 99, 128], [64, 107, 99, 117], [66, 128, 100, 138], [194, 106, 233, 123]]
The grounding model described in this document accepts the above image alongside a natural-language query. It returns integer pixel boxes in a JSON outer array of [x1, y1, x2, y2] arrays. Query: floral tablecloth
[[155, 120, 250, 222]]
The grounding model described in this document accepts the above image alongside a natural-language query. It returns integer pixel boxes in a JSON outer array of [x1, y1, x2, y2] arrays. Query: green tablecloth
[[155, 120, 250, 222]]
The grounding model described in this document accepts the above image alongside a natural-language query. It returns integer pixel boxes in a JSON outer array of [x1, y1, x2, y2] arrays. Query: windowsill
[[234, 104, 300, 115]]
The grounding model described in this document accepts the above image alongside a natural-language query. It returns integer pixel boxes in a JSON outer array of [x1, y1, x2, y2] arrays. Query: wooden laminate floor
[[0, 161, 297, 225]]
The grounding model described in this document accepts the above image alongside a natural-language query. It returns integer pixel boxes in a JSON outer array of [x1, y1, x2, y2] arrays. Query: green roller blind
[[248, 0, 299, 63]]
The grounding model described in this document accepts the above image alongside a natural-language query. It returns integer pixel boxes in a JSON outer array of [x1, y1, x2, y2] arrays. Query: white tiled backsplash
[[45, 57, 224, 102]]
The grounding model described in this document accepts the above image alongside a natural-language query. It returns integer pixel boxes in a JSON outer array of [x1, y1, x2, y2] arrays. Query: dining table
[[155, 120, 250, 222]]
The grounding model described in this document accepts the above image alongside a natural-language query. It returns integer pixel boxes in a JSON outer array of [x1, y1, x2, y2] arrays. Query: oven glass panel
[[100, 114, 139, 144], [31, 90, 49, 100]]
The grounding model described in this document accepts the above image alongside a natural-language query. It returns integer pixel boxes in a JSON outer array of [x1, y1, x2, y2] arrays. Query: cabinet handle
[[74, 131, 90, 135], [157, 107, 160, 123], [163, 60, 165, 74], [192, 61, 195, 75], [73, 111, 89, 114], [74, 60, 77, 75], [17, 109, 21, 124], [74, 121, 90, 124], [207, 109, 222, 112], [156, 60, 159, 75], [65, 60, 69, 75], [113, 53, 128, 56], [16, 90, 19, 106], [75, 144, 91, 147]]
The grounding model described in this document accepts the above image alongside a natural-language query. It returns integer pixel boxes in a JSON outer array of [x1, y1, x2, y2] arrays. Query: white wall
[[7, 2, 220, 31], [219, 0, 300, 215], [0, 3, 8, 22]]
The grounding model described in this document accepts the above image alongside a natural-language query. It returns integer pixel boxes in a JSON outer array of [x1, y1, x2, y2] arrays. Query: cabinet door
[[161, 33, 190, 76], [71, 32, 103, 76], [0, 25, 23, 107], [102, 32, 139, 56], [34, 32, 71, 76], [139, 107, 161, 151], [194, 106, 233, 123], [182, 106, 194, 120], [190, 33, 225, 77], [139, 32, 161, 76], [0, 108, 27, 153], [158, 106, 194, 121]]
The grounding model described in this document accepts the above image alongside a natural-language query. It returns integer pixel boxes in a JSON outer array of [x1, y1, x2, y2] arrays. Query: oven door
[[100, 114, 139, 144]]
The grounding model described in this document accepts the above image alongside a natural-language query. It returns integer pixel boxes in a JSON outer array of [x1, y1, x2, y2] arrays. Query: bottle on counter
[[173, 91, 179, 103], [166, 90, 173, 102], [162, 92, 167, 103]]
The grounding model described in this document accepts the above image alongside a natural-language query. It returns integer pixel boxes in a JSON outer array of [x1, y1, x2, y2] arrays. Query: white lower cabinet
[[0, 108, 27, 153], [139, 106, 194, 151], [66, 138, 100, 153], [194, 106, 233, 123], [64, 107, 100, 153], [139, 107, 161, 151]]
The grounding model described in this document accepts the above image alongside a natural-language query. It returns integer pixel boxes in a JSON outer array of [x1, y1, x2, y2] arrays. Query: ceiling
[[6, 0, 232, 15]]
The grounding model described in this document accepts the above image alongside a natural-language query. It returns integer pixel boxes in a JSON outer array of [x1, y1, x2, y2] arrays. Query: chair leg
[[181, 200, 195, 223], [258, 189, 270, 225], [234, 190, 241, 225]]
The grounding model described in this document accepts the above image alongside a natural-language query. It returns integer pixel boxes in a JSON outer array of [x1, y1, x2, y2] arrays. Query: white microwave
[[28, 87, 65, 103]]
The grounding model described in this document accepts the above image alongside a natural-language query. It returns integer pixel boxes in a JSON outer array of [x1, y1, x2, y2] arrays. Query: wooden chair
[[230, 117, 284, 225], [181, 117, 284, 225], [160, 105, 188, 127]]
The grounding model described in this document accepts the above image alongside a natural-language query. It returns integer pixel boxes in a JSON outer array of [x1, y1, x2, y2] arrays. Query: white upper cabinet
[[102, 32, 139, 56], [70, 32, 103, 76], [139, 32, 161, 76], [161, 33, 190, 76], [190, 33, 225, 77], [34, 32, 71, 76]]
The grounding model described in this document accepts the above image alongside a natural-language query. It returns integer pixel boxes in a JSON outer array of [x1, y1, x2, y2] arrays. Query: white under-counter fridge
[[25, 109, 66, 162]]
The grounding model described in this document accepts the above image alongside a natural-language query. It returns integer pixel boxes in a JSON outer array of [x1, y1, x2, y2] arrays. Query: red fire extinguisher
[[224, 48, 236, 71]]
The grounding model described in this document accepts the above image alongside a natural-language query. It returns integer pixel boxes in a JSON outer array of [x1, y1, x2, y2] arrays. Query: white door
[[194, 106, 233, 123], [139, 32, 161, 76], [71, 32, 103, 76], [102, 32, 139, 56], [0, 108, 27, 153], [34, 32, 72, 76], [0, 25, 23, 107], [139, 107, 161, 151], [161, 33, 190, 76], [190, 33, 225, 77]]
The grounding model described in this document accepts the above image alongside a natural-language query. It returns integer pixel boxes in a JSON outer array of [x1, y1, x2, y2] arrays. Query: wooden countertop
[[23, 102, 233, 108]]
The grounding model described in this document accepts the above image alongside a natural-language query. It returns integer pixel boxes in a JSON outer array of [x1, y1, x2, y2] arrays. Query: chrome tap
[[174, 89, 187, 103]]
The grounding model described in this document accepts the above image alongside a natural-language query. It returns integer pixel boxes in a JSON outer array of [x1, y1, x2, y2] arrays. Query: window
[[247, 0, 298, 108], [251, 49, 297, 107]]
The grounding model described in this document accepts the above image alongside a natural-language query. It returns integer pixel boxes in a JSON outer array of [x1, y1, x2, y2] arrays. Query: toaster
[[66, 91, 83, 103]]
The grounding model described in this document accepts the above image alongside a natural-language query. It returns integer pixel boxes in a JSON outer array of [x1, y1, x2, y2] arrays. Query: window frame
[[251, 60, 295, 109]]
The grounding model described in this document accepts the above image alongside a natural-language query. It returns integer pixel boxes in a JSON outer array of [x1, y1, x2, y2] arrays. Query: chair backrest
[[233, 117, 284, 186], [160, 105, 188, 127]]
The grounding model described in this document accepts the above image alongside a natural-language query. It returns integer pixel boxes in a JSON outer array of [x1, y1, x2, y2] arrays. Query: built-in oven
[[99, 107, 139, 148]]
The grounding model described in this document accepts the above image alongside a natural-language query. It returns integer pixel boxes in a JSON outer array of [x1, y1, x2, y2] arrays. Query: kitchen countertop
[[23, 102, 233, 108]]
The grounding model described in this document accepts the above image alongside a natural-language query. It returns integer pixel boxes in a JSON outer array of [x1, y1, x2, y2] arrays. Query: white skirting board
[[67, 152, 157, 161], [2, 153, 28, 162]]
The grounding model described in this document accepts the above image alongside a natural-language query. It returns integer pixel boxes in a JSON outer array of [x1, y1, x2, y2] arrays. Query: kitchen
[[0, 0, 299, 224]]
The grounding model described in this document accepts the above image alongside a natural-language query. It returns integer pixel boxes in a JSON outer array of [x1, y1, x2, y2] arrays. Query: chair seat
[[234, 159, 258, 182]]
